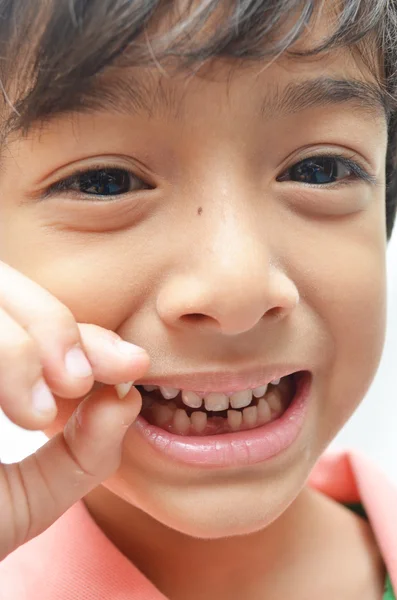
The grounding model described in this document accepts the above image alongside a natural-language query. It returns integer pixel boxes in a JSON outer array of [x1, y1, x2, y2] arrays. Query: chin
[[152, 506, 274, 539], [111, 463, 309, 540]]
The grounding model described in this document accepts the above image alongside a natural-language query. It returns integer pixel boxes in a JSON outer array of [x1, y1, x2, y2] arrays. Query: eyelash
[[42, 163, 150, 199], [42, 152, 375, 200], [331, 155, 373, 181]]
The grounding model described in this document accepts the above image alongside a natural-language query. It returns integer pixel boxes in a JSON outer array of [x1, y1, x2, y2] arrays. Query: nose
[[156, 211, 299, 337]]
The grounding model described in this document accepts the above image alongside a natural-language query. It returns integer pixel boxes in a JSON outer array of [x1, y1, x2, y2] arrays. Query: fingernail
[[115, 381, 134, 399], [116, 340, 147, 357], [65, 346, 93, 378], [32, 378, 56, 415]]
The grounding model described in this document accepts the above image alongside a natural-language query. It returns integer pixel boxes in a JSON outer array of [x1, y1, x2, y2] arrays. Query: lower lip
[[133, 373, 311, 468]]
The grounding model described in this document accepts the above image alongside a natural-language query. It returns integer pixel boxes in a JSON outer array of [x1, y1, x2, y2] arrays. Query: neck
[[83, 484, 385, 600]]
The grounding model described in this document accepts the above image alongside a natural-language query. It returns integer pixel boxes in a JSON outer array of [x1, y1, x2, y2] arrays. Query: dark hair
[[1, 0, 397, 238]]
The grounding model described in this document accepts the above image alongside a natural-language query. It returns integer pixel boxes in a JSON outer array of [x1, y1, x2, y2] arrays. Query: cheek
[[303, 216, 387, 439], [321, 265, 386, 439], [1, 223, 155, 329]]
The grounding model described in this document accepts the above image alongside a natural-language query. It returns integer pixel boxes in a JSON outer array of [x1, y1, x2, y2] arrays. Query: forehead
[[67, 47, 387, 129]]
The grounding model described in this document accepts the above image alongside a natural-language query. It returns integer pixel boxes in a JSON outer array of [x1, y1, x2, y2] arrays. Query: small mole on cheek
[[197, 207, 203, 215]]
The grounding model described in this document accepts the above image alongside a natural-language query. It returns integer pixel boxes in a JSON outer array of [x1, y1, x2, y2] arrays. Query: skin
[[0, 13, 389, 600]]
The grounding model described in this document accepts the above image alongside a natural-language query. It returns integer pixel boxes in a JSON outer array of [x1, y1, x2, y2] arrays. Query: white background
[[1, 231, 396, 484]]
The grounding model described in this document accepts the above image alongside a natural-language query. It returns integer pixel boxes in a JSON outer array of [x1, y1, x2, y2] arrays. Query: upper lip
[[135, 365, 307, 395]]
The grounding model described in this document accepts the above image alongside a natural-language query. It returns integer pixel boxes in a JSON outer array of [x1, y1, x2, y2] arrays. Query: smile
[[136, 375, 294, 436], [132, 371, 312, 468]]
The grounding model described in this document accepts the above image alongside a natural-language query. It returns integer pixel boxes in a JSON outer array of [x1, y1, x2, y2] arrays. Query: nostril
[[182, 313, 209, 323], [266, 307, 285, 319]]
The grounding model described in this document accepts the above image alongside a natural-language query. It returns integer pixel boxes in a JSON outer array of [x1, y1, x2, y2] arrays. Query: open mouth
[[136, 371, 307, 436]]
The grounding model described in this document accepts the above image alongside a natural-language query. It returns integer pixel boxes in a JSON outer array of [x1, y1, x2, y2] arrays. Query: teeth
[[142, 379, 283, 402], [115, 381, 134, 399], [242, 405, 258, 427], [173, 408, 191, 434], [159, 386, 179, 400], [266, 390, 283, 414], [229, 389, 252, 409], [143, 385, 157, 392], [204, 392, 229, 411], [145, 377, 286, 430], [191, 410, 207, 433], [148, 391, 281, 435], [227, 409, 242, 431], [182, 390, 203, 409], [153, 402, 174, 427], [257, 397, 272, 424], [252, 384, 268, 398]]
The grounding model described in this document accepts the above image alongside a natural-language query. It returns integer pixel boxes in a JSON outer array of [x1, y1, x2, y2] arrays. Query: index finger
[[0, 262, 94, 398]]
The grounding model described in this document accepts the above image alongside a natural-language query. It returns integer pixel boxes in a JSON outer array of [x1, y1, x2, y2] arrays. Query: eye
[[47, 167, 151, 198], [279, 156, 359, 185]]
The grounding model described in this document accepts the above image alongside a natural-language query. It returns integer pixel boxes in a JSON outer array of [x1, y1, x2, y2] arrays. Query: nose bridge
[[193, 163, 272, 277], [197, 195, 277, 325], [203, 196, 267, 284], [157, 177, 300, 335]]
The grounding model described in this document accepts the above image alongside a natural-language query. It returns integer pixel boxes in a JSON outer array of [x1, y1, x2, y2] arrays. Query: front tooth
[[242, 405, 258, 427], [204, 392, 229, 411], [230, 389, 252, 409], [182, 390, 202, 408], [160, 386, 179, 399], [191, 411, 207, 433], [270, 378, 281, 385], [227, 409, 242, 431], [173, 408, 191, 435], [252, 384, 268, 398]]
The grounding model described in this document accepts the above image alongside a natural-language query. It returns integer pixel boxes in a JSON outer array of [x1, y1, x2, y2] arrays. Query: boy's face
[[0, 27, 388, 537]]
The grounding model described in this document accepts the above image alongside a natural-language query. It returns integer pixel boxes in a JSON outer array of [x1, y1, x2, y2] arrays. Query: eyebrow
[[53, 74, 389, 125], [261, 77, 388, 120]]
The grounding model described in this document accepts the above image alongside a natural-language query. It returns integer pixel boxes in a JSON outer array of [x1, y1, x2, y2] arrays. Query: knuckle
[[47, 305, 75, 330], [33, 304, 78, 341], [62, 429, 98, 479], [63, 414, 116, 480]]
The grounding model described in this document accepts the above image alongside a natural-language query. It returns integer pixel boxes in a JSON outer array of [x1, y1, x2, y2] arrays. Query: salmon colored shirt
[[0, 451, 396, 599]]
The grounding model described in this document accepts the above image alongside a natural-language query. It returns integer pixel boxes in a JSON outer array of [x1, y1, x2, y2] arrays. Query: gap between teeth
[[144, 392, 284, 435], [143, 378, 282, 411]]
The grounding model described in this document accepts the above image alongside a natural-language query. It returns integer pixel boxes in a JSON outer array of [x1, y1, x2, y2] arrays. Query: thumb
[[0, 382, 143, 560]]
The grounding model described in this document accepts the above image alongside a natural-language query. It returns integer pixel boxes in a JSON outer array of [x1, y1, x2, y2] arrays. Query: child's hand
[[0, 261, 150, 561]]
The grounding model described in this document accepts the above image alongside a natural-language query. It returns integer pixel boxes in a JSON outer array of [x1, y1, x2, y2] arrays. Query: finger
[[0, 261, 94, 399], [77, 323, 149, 384], [0, 306, 57, 430], [0, 382, 144, 560]]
